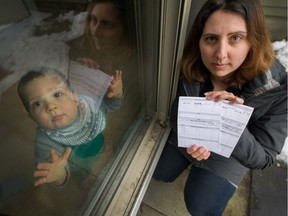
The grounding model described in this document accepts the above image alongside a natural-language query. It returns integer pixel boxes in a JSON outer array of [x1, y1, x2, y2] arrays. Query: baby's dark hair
[[18, 67, 70, 112]]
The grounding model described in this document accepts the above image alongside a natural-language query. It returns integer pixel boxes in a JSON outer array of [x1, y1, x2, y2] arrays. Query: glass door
[[0, 0, 192, 215]]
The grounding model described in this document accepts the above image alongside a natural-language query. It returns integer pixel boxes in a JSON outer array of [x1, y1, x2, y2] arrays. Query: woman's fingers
[[76, 57, 99, 69], [187, 145, 211, 161], [205, 91, 244, 104]]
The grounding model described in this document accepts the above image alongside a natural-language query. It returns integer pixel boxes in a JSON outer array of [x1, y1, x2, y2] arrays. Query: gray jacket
[[168, 60, 287, 185]]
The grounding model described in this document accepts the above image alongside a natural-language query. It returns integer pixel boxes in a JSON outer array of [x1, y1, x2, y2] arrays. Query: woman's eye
[[204, 36, 217, 43], [232, 35, 241, 41], [101, 20, 112, 28]]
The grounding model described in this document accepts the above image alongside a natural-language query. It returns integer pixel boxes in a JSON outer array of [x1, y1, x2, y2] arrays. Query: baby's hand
[[106, 70, 123, 98], [33, 147, 72, 186]]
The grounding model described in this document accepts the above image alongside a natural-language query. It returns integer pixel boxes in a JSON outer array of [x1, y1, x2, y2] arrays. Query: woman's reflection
[[68, 0, 135, 77], [68, 0, 140, 149]]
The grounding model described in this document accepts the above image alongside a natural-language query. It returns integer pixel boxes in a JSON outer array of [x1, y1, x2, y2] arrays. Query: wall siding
[[261, 0, 287, 17]]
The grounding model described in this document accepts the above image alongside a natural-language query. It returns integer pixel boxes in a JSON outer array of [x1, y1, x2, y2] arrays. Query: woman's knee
[[153, 168, 178, 182], [184, 168, 236, 216], [153, 143, 190, 182]]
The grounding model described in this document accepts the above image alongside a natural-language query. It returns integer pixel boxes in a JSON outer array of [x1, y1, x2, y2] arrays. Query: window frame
[[84, 0, 193, 215]]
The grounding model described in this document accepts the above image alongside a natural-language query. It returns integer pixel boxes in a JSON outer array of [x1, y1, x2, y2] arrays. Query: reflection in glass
[[67, 0, 141, 151], [0, 0, 156, 215], [18, 66, 123, 186]]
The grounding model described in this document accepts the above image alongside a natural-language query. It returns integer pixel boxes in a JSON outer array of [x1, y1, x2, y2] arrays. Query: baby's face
[[24, 75, 79, 129]]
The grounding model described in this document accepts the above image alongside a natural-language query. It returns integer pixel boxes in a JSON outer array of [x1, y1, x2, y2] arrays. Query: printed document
[[68, 61, 112, 110], [178, 97, 254, 158]]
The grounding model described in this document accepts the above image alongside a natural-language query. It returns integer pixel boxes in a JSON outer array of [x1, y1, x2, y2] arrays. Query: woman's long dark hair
[[181, 0, 275, 86]]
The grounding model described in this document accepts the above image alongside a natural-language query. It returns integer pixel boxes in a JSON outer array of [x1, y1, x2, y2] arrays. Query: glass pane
[[0, 0, 158, 215]]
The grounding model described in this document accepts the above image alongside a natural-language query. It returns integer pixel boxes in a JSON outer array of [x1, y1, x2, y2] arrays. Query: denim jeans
[[153, 143, 236, 216]]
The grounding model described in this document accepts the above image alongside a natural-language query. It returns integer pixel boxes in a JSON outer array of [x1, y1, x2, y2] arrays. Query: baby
[[18, 66, 123, 186]]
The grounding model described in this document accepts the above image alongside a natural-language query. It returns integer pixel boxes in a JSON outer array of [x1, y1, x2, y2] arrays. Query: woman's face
[[199, 10, 251, 81], [89, 3, 125, 52]]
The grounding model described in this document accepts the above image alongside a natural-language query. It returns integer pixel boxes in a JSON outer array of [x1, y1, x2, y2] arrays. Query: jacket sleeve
[[232, 86, 287, 169], [101, 95, 123, 113]]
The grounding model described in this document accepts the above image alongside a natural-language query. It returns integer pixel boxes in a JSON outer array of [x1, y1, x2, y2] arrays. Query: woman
[[153, 0, 287, 215], [68, 0, 136, 77], [68, 0, 140, 149]]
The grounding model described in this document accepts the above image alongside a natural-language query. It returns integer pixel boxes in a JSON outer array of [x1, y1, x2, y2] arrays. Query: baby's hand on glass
[[186, 145, 211, 161], [76, 57, 99, 69], [33, 147, 72, 186], [205, 91, 244, 104], [106, 70, 123, 98]]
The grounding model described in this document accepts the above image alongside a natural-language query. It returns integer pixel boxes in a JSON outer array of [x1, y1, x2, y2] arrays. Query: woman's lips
[[213, 63, 227, 69]]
